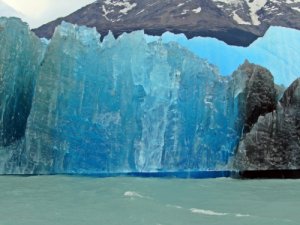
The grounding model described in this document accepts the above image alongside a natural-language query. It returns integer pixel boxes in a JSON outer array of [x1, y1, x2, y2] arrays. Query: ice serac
[[20, 22, 241, 174], [24, 23, 143, 173], [0, 18, 45, 172], [235, 78, 300, 171]]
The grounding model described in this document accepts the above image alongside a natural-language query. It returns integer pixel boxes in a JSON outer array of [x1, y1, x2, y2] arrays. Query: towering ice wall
[[21, 22, 240, 174], [0, 18, 45, 172], [1, 18, 296, 175], [0, 18, 44, 146]]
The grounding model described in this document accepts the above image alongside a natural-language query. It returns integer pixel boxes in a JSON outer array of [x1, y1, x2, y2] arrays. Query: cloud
[[0, 0, 25, 18], [1, 0, 95, 28]]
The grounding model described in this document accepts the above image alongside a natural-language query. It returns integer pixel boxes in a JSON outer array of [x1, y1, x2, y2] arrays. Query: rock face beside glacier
[[235, 78, 300, 171], [229, 61, 278, 135]]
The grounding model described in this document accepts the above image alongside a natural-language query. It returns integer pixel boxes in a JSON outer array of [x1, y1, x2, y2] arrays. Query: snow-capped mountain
[[33, 0, 300, 46], [212, 0, 300, 26]]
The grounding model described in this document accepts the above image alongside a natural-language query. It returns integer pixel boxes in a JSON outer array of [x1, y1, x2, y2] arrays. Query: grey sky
[[0, 0, 95, 28]]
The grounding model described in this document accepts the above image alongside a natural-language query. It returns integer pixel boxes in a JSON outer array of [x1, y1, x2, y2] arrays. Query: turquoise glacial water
[[0, 176, 299, 225]]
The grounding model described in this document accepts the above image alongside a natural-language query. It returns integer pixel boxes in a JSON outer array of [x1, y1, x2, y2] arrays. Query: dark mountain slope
[[33, 0, 300, 46]]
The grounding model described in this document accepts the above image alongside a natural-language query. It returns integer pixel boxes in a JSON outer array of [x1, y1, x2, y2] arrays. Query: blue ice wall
[[0, 18, 295, 175], [0, 18, 45, 146], [19, 22, 240, 174], [146, 27, 300, 87]]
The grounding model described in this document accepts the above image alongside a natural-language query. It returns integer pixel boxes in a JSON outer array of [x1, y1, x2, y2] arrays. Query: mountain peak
[[33, 0, 300, 46]]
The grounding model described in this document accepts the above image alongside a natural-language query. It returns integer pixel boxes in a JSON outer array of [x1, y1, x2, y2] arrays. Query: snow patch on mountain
[[292, 7, 300, 12], [214, 0, 268, 25], [286, 0, 300, 3], [212, 0, 242, 6], [102, 5, 114, 21], [192, 7, 202, 13], [246, 0, 268, 25], [136, 9, 145, 15], [103, 0, 137, 15], [232, 11, 251, 25], [181, 9, 189, 15]]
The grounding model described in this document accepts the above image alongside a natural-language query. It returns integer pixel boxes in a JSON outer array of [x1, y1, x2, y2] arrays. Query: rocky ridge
[[33, 0, 300, 46]]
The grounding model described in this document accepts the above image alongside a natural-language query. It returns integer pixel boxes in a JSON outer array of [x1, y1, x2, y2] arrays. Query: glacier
[[0, 18, 45, 146], [0, 17, 298, 175], [146, 26, 300, 87], [23, 22, 240, 174]]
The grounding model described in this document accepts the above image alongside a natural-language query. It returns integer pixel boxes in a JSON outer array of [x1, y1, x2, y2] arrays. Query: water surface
[[0, 176, 299, 225]]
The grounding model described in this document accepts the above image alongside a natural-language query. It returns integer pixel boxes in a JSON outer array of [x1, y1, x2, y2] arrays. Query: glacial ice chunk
[[21, 22, 239, 174]]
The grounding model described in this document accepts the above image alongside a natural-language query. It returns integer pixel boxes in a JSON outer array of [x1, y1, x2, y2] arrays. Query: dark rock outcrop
[[235, 78, 300, 170], [229, 60, 277, 136]]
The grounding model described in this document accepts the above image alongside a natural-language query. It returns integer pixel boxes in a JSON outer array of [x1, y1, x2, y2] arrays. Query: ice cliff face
[[0, 19, 241, 174], [0, 18, 44, 147], [24, 22, 242, 174], [0, 18, 299, 174]]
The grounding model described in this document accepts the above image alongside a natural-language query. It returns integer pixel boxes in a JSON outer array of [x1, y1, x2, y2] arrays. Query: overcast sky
[[1, 0, 95, 28]]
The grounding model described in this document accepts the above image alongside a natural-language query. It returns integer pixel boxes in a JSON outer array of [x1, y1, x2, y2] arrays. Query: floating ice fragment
[[190, 208, 228, 216], [124, 191, 144, 198]]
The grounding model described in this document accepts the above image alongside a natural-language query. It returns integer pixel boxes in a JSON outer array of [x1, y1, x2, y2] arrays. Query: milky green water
[[0, 176, 299, 225]]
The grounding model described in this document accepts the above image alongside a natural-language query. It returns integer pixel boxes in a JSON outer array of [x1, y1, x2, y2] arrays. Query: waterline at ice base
[[0, 17, 300, 177]]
